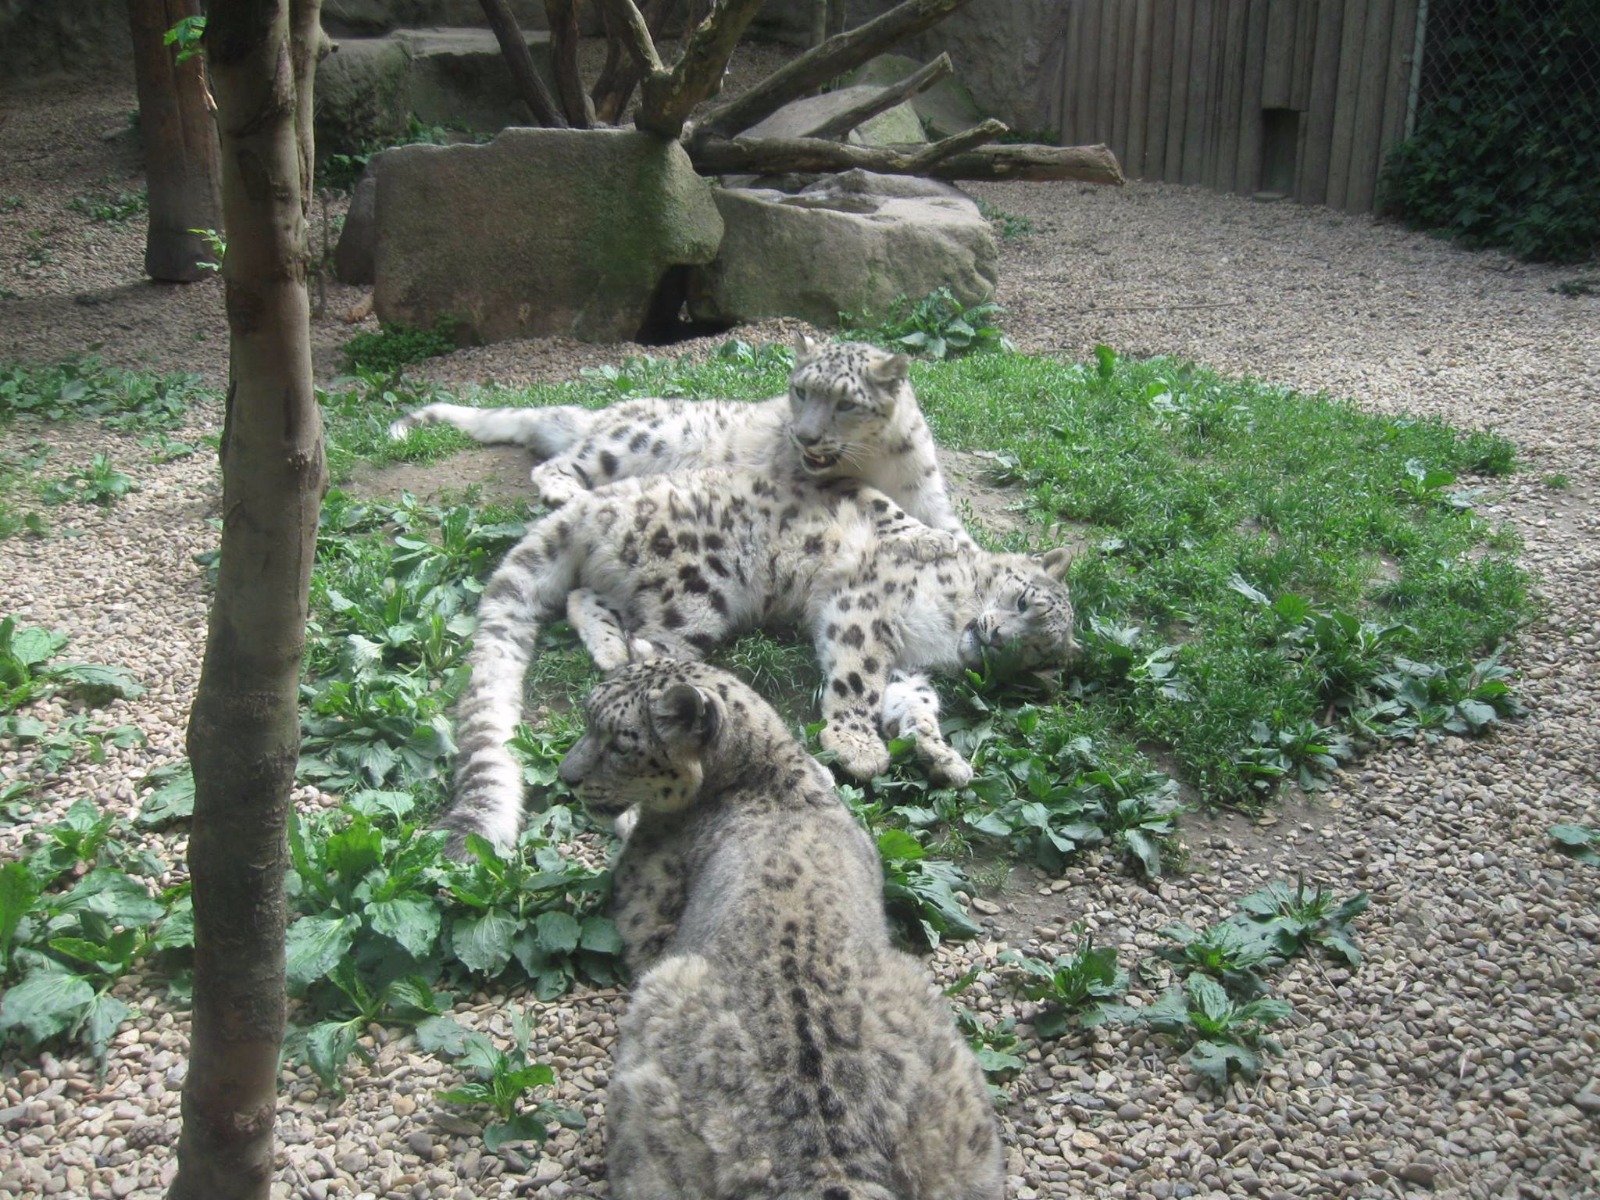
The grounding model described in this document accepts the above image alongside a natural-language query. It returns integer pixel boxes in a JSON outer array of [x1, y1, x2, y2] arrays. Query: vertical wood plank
[[1165, 0, 1194, 181], [1058, 0, 1082, 142], [1291, 0, 1318, 111], [1211, 0, 1249, 192], [1076, 0, 1102, 147], [1095, 0, 1120, 145], [1325, 0, 1368, 210], [1145, 0, 1176, 179], [1298, 0, 1344, 202], [1376, 0, 1420, 190], [1261, 0, 1297, 108], [1112, 0, 1136, 164], [1236, 0, 1271, 192], [1345, 0, 1395, 210], [1126, 0, 1156, 176], [1181, 0, 1215, 185]]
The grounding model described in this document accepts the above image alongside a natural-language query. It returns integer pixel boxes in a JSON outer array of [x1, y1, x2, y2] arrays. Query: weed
[[1542, 473, 1572, 489], [1232, 876, 1367, 967], [163, 14, 206, 64], [1155, 920, 1281, 999], [0, 359, 199, 430], [841, 287, 1012, 359], [1552, 278, 1598, 298], [189, 227, 225, 273], [946, 967, 1026, 1097], [0, 616, 143, 715], [40, 455, 136, 507], [1104, 974, 1292, 1089], [1, 197, 21, 213], [975, 198, 1036, 241], [435, 1014, 586, 1152], [67, 189, 148, 224], [1002, 925, 1129, 1037], [342, 321, 462, 374], [1550, 824, 1600, 865]]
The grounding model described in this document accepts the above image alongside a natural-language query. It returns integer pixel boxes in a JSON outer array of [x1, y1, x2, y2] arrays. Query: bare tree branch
[[636, 0, 766, 139], [479, 0, 567, 127], [688, 134, 1125, 185], [903, 117, 1006, 170], [592, 0, 678, 123], [595, 0, 663, 75], [544, 0, 594, 126], [695, 0, 978, 142], [802, 52, 953, 141]]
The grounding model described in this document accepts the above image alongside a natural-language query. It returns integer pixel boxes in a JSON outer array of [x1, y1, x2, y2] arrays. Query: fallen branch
[[904, 118, 1006, 171], [802, 53, 953, 141], [689, 135, 1124, 185], [479, 0, 565, 127], [695, 0, 977, 141]]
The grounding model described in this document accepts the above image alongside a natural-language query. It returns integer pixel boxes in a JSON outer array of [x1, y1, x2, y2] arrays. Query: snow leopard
[[435, 466, 1077, 852], [560, 658, 1005, 1200], [387, 333, 965, 535]]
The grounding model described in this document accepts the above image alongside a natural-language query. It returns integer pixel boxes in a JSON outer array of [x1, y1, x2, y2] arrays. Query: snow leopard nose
[[794, 430, 821, 447]]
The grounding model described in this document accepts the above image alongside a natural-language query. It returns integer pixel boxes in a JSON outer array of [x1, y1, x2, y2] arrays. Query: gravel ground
[[4, 60, 1600, 1200]]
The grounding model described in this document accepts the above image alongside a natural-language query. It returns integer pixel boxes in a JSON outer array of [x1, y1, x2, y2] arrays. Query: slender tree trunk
[[544, 0, 594, 127], [127, 0, 222, 281], [480, 0, 567, 127], [168, 1, 327, 1197]]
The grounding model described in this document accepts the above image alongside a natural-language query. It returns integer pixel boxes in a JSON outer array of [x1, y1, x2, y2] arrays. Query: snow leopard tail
[[388, 401, 595, 456], [435, 505, 586, 854]]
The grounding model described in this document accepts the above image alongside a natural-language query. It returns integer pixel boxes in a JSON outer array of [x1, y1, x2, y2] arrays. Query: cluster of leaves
[[434, 1015, 586, 1151], [1, 618, 146, 779], [842, 286, 1012, 360], [299, 491, 526, 795], [319, 116, 485, 194], [945, 967, 1027, 1099], [0, 800, 191, 1061], [282, 792, 621, 1092], [39, 454, 136, 507], [1550, 824, 1600, 865], [0, 359, 198, 430], [1380, 0, 1599, 262], [975, 198, 1036, 241], [341, 320, 463, 375], [1001, 924, 1129, 1037], [67, 188, 148, 224]]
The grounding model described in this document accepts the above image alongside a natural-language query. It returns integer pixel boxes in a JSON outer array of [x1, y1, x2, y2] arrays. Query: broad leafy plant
[[1002, 928, 1129, 1038], [1104, 974, 1292, 1090], [435, 1015, 586, 1153]]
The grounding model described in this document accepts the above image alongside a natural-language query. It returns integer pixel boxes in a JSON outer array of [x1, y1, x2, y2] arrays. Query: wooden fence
[[1044, 0, 1425, 211]]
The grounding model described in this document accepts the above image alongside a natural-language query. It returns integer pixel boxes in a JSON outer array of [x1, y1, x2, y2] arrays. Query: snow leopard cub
[[387, 333, 965, 535], [561, 658, 1005, 1200]]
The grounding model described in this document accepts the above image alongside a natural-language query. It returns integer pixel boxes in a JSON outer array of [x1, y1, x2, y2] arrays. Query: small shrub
[[842, 287, 1012, 359], [342, 321, 461, 374]]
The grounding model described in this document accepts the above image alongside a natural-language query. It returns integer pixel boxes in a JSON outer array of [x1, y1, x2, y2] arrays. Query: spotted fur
[[435, 467, 1075, 850], [389, 334, 964, 534], [560, 659, 1004, 1200]]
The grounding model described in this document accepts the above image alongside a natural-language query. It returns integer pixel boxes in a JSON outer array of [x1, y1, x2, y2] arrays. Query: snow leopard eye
[[835, 399, 857, 413], [793, 386, 808, 403], [1016, 593, 1030, 612]]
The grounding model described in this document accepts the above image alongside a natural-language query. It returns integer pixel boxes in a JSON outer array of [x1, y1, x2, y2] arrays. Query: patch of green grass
[[976, 198, 1036, 241], [341, 321, 463, 375], [0, 359, 200, 430]]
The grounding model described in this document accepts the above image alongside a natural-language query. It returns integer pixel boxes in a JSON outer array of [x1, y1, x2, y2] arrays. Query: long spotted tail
[[435, 511, 582, 853], [388, 402, 594, 457]]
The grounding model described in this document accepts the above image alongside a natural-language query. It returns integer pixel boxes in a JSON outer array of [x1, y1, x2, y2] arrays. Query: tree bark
[[543, 0, 593, 127], [801, 52, 952, 141], [167, 1, 328, 1197], [126, 0, 222, 282], [688, 135, 1126, 185], [591, 0, 678, 124], [635, 0, 765, 140], [479, 0, 566, 127], [695, 0, 978, 142]]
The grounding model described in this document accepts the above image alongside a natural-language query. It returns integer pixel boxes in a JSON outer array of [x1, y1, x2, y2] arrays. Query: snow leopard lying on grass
[[560, 657, 1005, 1200], [388, 333, 966, 535], [436, 465, 1076, 852]]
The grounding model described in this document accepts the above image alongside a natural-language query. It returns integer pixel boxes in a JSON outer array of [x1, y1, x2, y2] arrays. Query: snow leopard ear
[[867, 351, 911, 387], [793, 332, 823, 364], [649, 684, 722, 749], [1033, 547, 1074, 581]]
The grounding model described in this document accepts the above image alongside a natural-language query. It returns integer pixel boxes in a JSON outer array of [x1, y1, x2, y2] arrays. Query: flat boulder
[[373, 128, 723, 344], [686, 175, 996, 329], [742, 84, 929, 147]]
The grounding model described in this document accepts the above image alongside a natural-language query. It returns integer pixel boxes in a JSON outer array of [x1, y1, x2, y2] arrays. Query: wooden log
[[1235, 0, 1270, 193], [1074, 0, 1101, 147], [595, 0, 663, 75], [591, 0, 675, 123], [1213, 0, 1249, 192], [1325, 0, 1368, 209], [1164, 0, 1193, 182], [1260, 0, 1296, 109], [1126, 0, 1155, 177], [804, 53, 954, 140], [1299, 0, 1344, 204], [1111, 0, 1138, 163], [1144, 0, 1174, 180], [688, 135, 1125, 184], [479, 0, 566, 127], [1180, 0, 1213, 185], [695, 0, 978, 141], [1094, 0, 1118, 145], [1345, 0, 1395, 211], [1376, 0, 1420, 204]]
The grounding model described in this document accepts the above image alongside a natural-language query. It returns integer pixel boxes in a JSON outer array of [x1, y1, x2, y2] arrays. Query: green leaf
[[578, 915, 623, 956], [7, 625, 67, 670], [876, 828, 925, 862], [135, 761, 195, 828], [151, 894, 194, 952], [533, 910, 581, 955], [284, 914, 359, 990], [0, 971, 94, 1046], [1187, 1039, 1260, 1089], [47, 663, 144, 701], [0, 861, 41, 971], [415, 1014, 472, 1055], [381, 975, 444, 1019], [451, 909, 518, 976], [80, 992, 132, 1060], [56, 869, 166, 926], [302, 1019, 364, 1092], [367, 895, 441, 960], [484, 1113, 552, 1152], [1122, 828, 1162, 877]]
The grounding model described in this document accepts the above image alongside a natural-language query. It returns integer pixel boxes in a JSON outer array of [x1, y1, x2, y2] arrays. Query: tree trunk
[[634, 0, 765, 139], [126, 0, 222, 282], [167, 0, 328, 1197], [689, 135, 1126, 185], [479, 0, 566, 127], [591, 0, 679, 124], [544, 0, 594, 127]]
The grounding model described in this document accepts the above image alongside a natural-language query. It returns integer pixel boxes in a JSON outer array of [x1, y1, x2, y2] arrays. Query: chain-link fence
[[1391, 0, 1600, 261]]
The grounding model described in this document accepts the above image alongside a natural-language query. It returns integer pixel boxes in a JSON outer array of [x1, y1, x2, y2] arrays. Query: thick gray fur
[[560, 659, 1005, 1200]]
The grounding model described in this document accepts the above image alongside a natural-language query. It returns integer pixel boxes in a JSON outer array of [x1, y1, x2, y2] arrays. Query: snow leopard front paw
[[820, 724, 892, 781], [889, 527, 966, 564], [529, 467, 585, 507]]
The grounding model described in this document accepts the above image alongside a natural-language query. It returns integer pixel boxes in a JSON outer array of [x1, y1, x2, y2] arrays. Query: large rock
[[843, 54, 988, 141], [743, 85, 929, 147], [334, 173, 378, 286], [0, 0, 130, 79], [686, 175, 996, 329], [316, 28, 557, 156], [374, 129, 724, 344]]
